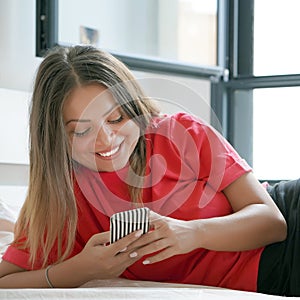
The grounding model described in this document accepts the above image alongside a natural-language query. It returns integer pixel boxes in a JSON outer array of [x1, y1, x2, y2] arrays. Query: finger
[[110, 229, 144, 255], [149, 211, 164, 223], [128, 237, 170, 259], [142, 247, 175, 265], [88, 231, 110, 246], [149, 212, 169, 231], [126, 229, 159, 251], [127, 219, 170, 251]]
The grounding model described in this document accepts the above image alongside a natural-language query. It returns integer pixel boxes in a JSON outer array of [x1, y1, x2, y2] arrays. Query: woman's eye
[[73, 127, 91, 137], [107, 115, 124, 124]]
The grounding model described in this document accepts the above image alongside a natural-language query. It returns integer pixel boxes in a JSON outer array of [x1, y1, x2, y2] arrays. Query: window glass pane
[[253, 87, 300, 180], [58, 0, 217, 66], [254, 0, 300, 76], [134, 71, 211, 122]]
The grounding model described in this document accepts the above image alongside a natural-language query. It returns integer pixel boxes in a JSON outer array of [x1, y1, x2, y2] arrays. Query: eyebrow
[[65, 119, 91, 126], [65, 104, 120, 126], [64, 104, 121, 126]]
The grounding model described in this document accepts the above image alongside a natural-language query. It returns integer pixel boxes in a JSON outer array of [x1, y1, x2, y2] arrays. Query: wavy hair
[[14, 45, 160, 267]]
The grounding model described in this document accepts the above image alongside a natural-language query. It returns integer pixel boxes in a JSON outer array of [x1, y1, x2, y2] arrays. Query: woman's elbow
[[274, 212, 287, 242]]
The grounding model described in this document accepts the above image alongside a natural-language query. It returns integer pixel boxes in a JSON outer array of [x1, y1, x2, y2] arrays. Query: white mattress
[[0, 252, 298, 300], [1, 278, 299, 300]]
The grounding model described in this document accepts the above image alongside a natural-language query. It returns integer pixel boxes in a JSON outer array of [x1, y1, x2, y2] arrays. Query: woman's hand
[[126, 212, 199, 265], [124, 173, 287, 265], [0, 230, 145, 288], [75, 229, 144, 280]]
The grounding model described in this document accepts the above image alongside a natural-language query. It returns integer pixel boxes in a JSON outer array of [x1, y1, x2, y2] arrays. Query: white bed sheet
[[1, 238, 299, 300], [0, 278, 299, 300]]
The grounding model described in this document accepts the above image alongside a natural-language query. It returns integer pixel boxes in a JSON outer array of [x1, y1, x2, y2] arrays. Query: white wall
[[0, 0, 211, 212], [0, 0, 40, 210]]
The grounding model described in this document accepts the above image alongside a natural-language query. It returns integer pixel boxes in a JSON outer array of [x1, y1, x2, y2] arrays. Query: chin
[[95, 161, 128, 173]]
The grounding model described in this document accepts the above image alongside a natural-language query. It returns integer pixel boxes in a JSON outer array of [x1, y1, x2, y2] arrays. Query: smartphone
[[110, 207, 150, 244]]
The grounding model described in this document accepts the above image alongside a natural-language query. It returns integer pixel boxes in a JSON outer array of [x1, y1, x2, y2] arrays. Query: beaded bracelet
[[45, 265, 54, 288]]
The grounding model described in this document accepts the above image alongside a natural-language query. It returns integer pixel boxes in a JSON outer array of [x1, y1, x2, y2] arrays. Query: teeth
[[97, 146, 120, 157]]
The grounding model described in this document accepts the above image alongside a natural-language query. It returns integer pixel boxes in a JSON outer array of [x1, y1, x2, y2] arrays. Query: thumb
[[87, 231, 110, 247], [149, 211, 166, 229], [149, 210, 165, 223]]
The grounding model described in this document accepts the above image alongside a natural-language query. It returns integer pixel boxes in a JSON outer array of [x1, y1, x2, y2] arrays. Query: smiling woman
[[63, 84, 141, 172], [0, 45, 300, 297]]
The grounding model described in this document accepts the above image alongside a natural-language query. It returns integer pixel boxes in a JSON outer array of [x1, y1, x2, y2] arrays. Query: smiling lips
[[96, 145, 120, 157]]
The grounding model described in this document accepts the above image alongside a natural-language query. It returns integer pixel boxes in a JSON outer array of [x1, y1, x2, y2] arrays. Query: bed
[[1, 275, 299, 300], [0, 198, 299, 299]]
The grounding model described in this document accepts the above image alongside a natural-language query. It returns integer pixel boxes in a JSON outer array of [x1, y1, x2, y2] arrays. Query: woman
[[0, 45, 297, 296]]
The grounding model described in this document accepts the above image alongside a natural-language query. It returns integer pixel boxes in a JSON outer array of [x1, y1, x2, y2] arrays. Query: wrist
[[45, 265, 54, 288], [46, 255, 93, 288], [189, 219, 206, 249]]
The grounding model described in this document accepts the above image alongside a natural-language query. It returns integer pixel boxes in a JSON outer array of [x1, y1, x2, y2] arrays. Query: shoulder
[[151, 112, 207, 124], [149, 112, 224, 146], [149, 112, 210, 134], [146, 112, 217, 157]]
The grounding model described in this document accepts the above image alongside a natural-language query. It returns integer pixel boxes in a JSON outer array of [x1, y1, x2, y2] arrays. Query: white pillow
[[0, 198, 16, 223]]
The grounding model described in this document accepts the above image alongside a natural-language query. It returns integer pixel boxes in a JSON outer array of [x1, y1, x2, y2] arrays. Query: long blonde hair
[[14, 45, 160, 267]]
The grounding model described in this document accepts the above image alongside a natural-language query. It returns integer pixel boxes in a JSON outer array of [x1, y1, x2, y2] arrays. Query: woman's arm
[[0, 230, 143, 288], [194, 171, 287, 251], [126, 172, 287, 264]]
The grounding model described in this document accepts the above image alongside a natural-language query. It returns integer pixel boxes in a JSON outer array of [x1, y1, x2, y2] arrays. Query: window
[[37, 0, 300, 182], [253, 87, 300, 180], [251, 0, 300, 179], [254, 0, 300, 76], [222, 0, 300, 182], [57, 0, 217, 66]]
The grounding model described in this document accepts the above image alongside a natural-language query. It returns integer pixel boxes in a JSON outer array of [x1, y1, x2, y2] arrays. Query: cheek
[[70, 137, 91, 157], [121, 121, 140, 142]]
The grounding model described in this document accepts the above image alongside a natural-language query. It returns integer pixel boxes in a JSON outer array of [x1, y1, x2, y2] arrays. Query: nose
[[95, 124, 114, 147]]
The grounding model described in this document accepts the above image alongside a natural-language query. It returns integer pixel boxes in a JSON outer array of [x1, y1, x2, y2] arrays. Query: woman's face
[[63, 84, 140, 172]]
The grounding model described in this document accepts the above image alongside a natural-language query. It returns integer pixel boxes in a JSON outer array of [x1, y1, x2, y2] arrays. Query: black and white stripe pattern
[[110, 207, 150, 243]]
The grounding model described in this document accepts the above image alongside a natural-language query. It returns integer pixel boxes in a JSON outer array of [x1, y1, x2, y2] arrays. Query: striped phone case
[[110, 207, 150, 244]]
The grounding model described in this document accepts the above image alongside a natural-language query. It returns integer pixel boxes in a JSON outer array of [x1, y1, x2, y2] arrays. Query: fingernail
[[143, 260, 150, 265], [129, 252, 138, 258], [135, 230, 143, 238], [120, 247, 127, 252]]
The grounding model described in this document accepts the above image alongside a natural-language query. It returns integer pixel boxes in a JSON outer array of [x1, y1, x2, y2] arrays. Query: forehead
[[63, 84, 118, 120]]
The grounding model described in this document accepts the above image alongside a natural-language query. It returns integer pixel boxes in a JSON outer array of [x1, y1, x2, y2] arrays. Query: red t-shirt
[[3, 113, 263, 292]]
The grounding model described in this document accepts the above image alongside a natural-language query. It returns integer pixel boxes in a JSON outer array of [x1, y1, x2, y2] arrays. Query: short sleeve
[[170, 113, 252, 192], [1, 245, 34, 270]]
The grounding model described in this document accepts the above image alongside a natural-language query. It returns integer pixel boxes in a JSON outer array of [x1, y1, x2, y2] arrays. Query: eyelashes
[[72, 114, 125, 137], [73, 127, 91, 137], [107, 114, 124, 124]]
